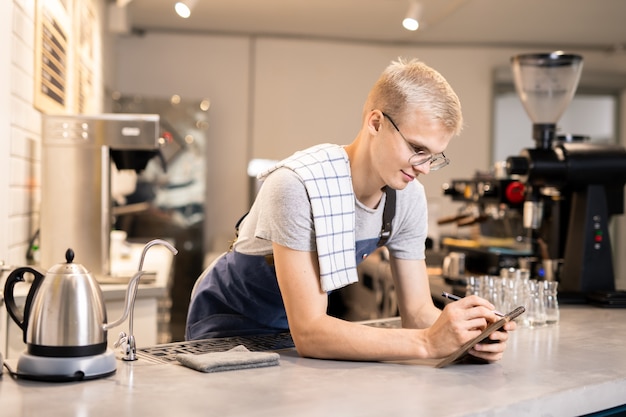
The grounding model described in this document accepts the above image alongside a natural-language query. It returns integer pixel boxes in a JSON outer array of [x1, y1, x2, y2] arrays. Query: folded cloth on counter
[[176, 345, 280, 373]]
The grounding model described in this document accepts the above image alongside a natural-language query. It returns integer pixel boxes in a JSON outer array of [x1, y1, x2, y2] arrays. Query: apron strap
[[377, 186, 396, 246]]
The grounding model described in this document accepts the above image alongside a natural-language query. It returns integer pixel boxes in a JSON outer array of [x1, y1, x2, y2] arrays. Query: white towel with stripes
[[258, 143, 357, 292]]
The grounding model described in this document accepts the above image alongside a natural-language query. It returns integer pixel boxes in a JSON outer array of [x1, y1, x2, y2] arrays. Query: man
[[186, 57, 515, 362]]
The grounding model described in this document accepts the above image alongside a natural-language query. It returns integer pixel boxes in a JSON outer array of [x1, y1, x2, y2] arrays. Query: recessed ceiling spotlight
[[175, 0, 198, 19], [402, 0, 422, 31]]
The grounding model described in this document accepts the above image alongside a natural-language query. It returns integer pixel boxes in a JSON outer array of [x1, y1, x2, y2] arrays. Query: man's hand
[[469, 319, 516, 362], [424, 295, 514, 361]]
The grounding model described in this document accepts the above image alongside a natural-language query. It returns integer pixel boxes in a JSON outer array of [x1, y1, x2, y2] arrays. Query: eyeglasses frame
[[380, 111, 450, 171]]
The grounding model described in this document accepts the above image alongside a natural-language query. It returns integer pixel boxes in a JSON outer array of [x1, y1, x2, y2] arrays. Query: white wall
[[251, 41, 504, 213]]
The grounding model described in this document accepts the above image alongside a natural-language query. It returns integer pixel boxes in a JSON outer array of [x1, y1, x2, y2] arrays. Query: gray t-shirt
[[234, 167, 427, 260]]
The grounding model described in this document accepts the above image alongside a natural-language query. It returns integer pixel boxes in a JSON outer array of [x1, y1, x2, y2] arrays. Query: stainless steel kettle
[[3, 240, 176, 359]]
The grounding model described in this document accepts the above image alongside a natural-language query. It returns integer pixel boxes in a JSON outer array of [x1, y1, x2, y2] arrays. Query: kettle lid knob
[[65, 248, 75, 263], [46, 249, 91, 275]]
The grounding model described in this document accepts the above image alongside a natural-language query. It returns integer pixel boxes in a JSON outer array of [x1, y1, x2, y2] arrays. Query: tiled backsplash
[[5, 0, 40, 266]]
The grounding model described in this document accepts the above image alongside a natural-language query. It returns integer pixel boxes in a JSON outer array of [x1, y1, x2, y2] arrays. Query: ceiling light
[[402, 1, 422, 31], [175, 0, 198, 19]]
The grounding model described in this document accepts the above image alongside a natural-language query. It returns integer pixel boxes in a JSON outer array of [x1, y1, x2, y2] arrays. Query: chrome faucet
[[112, 239, 178, 361]]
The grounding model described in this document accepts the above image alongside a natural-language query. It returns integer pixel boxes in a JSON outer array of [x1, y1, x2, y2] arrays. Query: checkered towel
[[258, 143, 357, 292]]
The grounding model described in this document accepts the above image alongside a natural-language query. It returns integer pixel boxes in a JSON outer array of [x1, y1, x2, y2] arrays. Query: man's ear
[[368, 110, 383, 134]]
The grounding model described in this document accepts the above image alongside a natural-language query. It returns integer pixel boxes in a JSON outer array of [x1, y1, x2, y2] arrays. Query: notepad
[[435, 306, 525, 368]]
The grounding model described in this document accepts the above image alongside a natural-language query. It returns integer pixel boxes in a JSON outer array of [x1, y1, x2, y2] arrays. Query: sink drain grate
[[137, 332, 295, 363]]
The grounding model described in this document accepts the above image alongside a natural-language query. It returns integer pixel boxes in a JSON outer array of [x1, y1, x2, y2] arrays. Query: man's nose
[[413, 163, 431, 175]]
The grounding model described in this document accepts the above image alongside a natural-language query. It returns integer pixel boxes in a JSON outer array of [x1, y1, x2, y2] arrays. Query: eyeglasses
[[381, 112, 450, 171]]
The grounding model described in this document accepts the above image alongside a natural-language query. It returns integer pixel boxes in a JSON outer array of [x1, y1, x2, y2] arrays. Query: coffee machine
[[505, 52, 626, 302], [440, 166, 530, 276], [40, 114, 163, 277]]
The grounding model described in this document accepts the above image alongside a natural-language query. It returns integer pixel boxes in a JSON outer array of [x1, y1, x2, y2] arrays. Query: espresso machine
[[440, 166, 530, 276], [40, 114, 163, 277], [504, 52, 626, 303]]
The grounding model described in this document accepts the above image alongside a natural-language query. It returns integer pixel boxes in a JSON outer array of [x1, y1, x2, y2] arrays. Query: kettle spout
[[103, 239, 178, 331]]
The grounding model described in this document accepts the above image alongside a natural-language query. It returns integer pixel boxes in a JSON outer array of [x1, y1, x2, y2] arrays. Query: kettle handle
[[4, 267, 45, 339]]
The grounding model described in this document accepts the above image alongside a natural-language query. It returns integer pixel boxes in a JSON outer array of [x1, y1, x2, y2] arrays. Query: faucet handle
[[114, 331, 129, 353], [123, 335, 137, 361]]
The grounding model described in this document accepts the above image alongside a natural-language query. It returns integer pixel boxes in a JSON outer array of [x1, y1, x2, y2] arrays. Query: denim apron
[[185, 238, 381, 340], [185, 187, 395, 340]]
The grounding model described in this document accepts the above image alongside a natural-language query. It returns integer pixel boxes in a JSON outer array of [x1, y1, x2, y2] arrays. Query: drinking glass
[[527, 279, 547, 328], [543, 280, 560, 325]]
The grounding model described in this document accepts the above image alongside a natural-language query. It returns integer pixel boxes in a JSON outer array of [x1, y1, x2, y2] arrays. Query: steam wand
[[110, 239, 178, 361]]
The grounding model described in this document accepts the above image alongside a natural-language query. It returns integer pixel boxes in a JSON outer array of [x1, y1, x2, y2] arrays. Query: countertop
[[2, 306, 626, 417]]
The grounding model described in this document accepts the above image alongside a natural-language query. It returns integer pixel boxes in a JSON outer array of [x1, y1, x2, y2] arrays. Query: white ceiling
[[121, 0, 626, 52]]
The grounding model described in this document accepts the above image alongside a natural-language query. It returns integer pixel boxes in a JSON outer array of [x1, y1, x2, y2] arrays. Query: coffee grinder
[[505, 52, 626, 303]]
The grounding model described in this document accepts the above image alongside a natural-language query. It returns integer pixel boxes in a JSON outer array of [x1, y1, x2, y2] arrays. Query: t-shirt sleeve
[[386, 180, 428, 260], [253, 168, 316, 252]]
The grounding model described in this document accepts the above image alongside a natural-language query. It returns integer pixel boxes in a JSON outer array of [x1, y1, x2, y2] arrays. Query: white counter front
[[1, 306, 625, 417]]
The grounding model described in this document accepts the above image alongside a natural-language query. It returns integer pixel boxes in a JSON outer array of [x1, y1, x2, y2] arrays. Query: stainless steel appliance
[[3, 240, 177, 381], [40, 114, 162, 277], [440, 169, 530, 277]]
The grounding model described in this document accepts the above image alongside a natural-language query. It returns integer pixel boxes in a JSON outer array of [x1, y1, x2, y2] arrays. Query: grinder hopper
[[511, 52, 583, 149]]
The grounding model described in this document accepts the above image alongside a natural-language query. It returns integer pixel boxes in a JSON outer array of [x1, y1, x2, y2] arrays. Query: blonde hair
[[365, 57, 463, 136]]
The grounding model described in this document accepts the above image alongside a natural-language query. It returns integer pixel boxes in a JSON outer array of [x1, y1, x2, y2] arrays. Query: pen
[[441, 291, 505, 317]]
